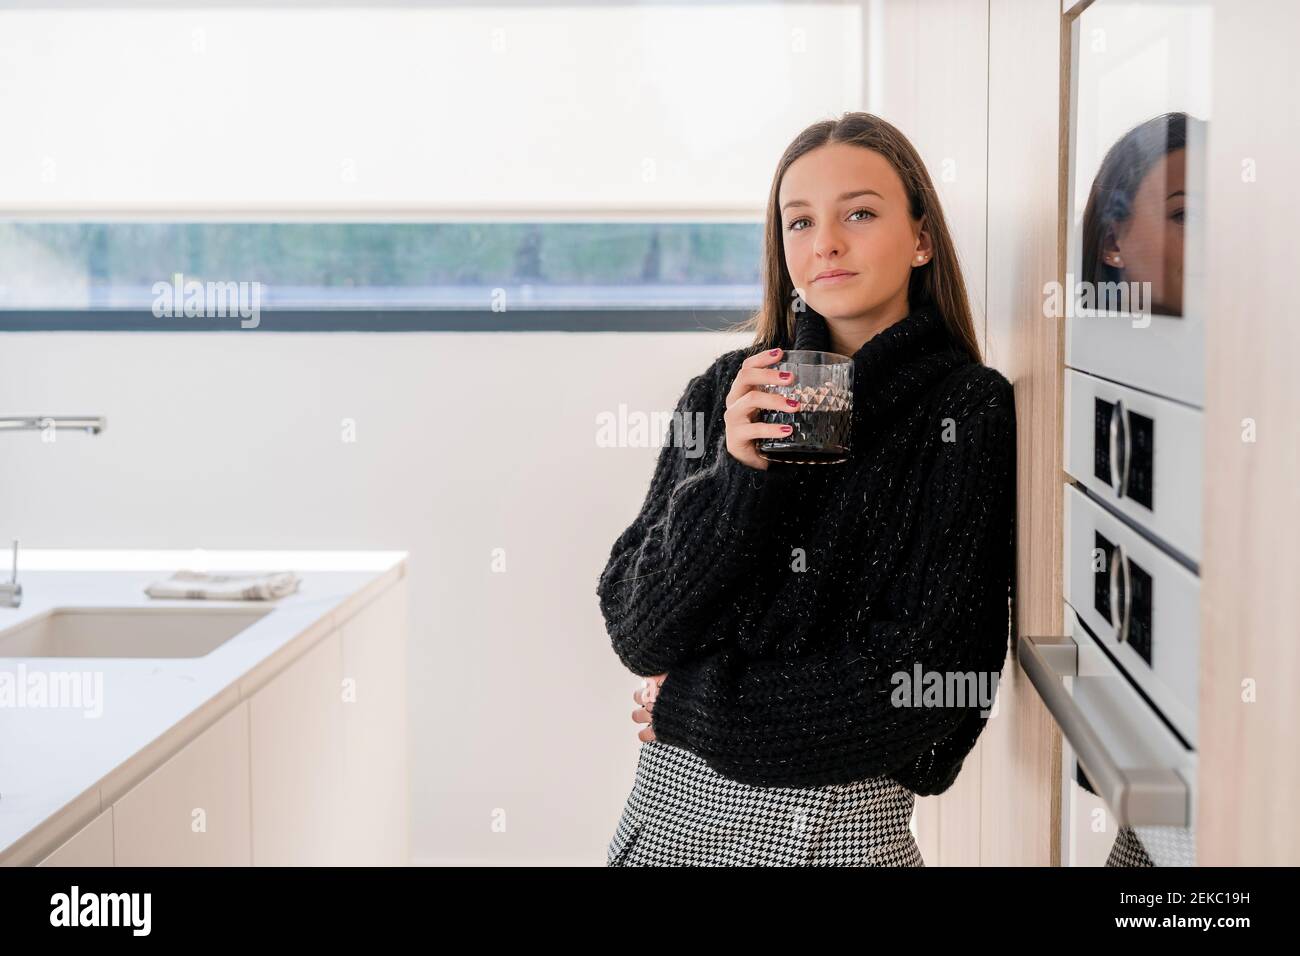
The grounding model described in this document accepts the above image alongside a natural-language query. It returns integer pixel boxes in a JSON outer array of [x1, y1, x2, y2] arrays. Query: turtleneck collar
[[790, 303, 972, 440]]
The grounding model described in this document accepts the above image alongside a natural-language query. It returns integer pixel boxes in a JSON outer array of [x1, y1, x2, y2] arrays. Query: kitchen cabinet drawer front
[[1064, 484, 1200, 746], [339, 577, 410, 866], [113, 701, 252, 866], [38, 808, 115, 867], [250, 629, 343, 866], [1064, 368, 1202, 563]]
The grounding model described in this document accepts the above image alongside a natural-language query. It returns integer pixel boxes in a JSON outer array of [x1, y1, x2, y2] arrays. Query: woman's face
[[778, 142, 929, 322], [1106, 148, 1186, 315]]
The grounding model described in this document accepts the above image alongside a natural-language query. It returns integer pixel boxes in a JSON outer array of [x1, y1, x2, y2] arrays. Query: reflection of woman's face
[[1106, 148, 1185, 315]]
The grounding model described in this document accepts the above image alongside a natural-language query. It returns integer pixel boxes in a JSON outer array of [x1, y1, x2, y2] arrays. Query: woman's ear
[[913, 216, 934, 266], [1101, 228, 1124, 270]]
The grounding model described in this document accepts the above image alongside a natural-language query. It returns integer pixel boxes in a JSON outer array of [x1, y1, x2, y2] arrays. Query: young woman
[[597, 112, 1017, 866]]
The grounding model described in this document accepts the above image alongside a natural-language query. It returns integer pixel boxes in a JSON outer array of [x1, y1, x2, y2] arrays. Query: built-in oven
[[1048, 0, 1211, 866]]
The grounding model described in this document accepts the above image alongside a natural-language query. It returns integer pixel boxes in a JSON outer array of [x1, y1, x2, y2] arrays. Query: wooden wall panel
[[1197, 0, 1300, 866], [980, 0, 1065, 867]]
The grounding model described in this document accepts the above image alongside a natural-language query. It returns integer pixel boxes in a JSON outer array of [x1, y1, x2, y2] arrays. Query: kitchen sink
[[0, 606, 274, 658]]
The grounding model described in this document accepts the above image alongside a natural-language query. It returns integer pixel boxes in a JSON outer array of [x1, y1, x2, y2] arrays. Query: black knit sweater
[[596, 303, 1017, 793]]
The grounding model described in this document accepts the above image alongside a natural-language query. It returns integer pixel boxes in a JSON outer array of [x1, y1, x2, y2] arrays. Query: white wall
[[0, 328, 749, 865], [0, 4, 864, 216]]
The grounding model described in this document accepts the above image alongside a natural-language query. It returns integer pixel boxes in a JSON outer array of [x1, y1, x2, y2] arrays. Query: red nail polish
[[781, 425, 792, 432], [769, 348, 780, 355], [780, 371, 792, 380], [786, 398, 799, 407]]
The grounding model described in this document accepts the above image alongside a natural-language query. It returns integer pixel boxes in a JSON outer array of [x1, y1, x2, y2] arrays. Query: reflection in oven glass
[[1075, 763, 1195, 866], [1081, 111, 1206, 318]]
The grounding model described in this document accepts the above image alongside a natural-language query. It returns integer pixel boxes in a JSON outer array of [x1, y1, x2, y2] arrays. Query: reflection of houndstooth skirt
[[1106, 823, 1197, 867], [1106, 825, 1154, 867], [607, 739, 924, 867]]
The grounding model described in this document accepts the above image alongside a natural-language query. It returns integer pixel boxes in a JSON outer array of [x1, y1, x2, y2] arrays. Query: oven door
[[1020, 604, 1196, 866]]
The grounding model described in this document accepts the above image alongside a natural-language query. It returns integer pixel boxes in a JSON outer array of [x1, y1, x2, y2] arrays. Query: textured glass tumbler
[[756, 350, 854, 465]]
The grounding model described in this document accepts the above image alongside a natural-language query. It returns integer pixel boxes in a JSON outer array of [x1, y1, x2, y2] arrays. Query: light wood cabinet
[[113, 701, 251, 866], [38, 808, 114, 867], [1196, 0, 1300, 865]]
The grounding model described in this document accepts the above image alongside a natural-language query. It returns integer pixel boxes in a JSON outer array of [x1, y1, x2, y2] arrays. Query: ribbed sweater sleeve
[[647, 374, 1017, 788], [597, 357, 801, 678]]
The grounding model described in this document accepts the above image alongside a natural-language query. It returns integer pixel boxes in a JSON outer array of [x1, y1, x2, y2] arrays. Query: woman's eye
[[787, 209, 875, 231]]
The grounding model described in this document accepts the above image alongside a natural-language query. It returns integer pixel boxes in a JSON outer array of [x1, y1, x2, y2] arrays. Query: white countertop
[[0, 549, 407, 864]]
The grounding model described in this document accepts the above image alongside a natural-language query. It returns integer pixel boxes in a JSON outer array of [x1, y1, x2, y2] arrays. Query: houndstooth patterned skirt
[[606, 739, 924, 867]]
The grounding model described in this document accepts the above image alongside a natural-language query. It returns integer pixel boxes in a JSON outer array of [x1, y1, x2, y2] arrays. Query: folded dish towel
[[144, 570, 302, 601]]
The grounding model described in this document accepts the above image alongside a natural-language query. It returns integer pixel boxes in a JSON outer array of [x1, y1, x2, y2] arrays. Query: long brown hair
[[727, 112, 982, 364]]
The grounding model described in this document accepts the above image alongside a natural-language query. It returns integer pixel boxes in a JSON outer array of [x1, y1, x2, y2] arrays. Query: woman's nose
[[812, 223, 845, 259]]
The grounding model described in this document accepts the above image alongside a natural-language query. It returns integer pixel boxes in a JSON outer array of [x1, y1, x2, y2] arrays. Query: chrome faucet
[[0, 417, 104, 609], [0, 540, 20, 608], [0, 416, 106, 435]]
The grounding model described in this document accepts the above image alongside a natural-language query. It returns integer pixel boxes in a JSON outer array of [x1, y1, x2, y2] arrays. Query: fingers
[[725, 391, 798, 446], [726, 348, 796, 408], [724, 355, 799, 469], [725, 386, 801, 423], [740, 346, 789, 371], [632, 674, 666, 708], [724, 350, 799, 464], [632, 674, 666, 741], [733, 422, 795, 452]]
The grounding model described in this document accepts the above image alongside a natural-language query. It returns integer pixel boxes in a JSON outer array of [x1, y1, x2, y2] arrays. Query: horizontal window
[[0, 222, 763, 316]]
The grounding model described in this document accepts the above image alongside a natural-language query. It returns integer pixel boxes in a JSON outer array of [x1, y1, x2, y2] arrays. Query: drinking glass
[[756, 350, 854, 465]]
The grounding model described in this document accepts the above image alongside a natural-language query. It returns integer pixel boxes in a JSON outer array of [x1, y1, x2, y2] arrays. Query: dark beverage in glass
[[756, 349, 853, 465]]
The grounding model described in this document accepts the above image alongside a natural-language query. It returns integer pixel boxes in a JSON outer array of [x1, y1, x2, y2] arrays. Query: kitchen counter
[[0, 549, 407, 865]]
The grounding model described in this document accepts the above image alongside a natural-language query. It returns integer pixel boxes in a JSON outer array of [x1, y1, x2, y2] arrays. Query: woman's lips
[[812, 271, 858, 285]]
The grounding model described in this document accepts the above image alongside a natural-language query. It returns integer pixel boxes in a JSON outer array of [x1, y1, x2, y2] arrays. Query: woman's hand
[[723, 347, 800, 470], [632, 674, 667, 742]]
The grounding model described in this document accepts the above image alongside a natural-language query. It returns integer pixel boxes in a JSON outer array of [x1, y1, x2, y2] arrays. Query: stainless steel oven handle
[[1018, 630, 1189, 827], [1107, 398, 1130, 498], [1108, 541, 1131, 644]]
